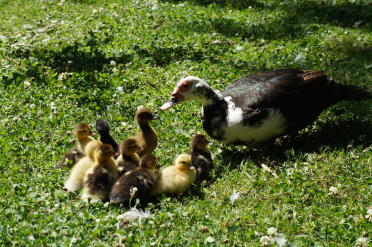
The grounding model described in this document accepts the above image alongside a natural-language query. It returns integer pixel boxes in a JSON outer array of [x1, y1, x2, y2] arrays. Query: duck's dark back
[[223, 69, 369, 132]]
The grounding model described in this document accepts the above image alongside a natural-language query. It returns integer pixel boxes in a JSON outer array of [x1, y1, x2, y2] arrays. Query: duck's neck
[[138, 121, 152, 132], [197, 86, 223, 106]]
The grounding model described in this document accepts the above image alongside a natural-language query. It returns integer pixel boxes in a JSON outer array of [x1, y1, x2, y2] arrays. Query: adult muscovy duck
[[160, 69, 370, 146]]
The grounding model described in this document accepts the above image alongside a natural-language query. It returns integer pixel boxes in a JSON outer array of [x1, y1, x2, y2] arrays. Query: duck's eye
[[182, 84, 190, 89]]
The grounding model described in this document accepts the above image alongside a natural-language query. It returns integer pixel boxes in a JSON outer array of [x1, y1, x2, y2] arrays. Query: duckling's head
[[190, 134, 209, 151], [95, 119, 110, 135], [120, 138, 142, 155], [95, 144, 115, 162], [160, 76, 217, 110], [136, 107, 159, 124], [74, 123, 92, 139], [174, 154, 192, 170], [140, 154, 157, 170]]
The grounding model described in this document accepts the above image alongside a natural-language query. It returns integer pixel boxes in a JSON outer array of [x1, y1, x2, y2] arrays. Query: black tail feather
[[332, 82, 370, 102]]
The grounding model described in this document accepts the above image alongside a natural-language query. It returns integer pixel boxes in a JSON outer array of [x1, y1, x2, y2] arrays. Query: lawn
[[0, 0, 371, 246]]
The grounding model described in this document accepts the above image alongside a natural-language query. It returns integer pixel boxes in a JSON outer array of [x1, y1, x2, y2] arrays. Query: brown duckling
[[190, 134, 213, 184], [110, 154, 158, 206], [116, 138, 142, 176], [81, 144, 118, 202], [130, 107, 159, 157], [57, 123, 95, 168], [152, 154, 196, 196]]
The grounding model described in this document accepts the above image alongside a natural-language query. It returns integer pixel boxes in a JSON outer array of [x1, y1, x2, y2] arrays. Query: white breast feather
[[223, 97, 286, 144]]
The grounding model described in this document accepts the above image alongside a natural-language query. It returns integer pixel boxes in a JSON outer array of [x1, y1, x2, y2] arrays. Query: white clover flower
[[260, 235, 273, 246], [130, 186, 138, 197], [229, 190, 240, 204], [117, 86, 124, 92], [1, 119, 9, 126], [151, 4, 159, 10], [205, 236, 215, 243], [274, 235, 287, 247], [267, 227, 277, 236], [365, 208, 372, 221], [58, 73, 65, 81], [13, 116, 20, 122], [23, 24, 34, 29], [328, 186, 339, 195], [24, 80, 31, 88], [50, 102, 57, 110], [295, 52, 305, 62], [28, 235, 35, 241], [112, 68, 118, 73], [356, 237, 368, 247], [110, 60, 116, 66], [29, 104, 36, 109], [234, 46, 243, 52]]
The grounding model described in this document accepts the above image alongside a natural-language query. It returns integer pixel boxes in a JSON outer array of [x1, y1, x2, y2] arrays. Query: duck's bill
[[160, 97, 179, 111]]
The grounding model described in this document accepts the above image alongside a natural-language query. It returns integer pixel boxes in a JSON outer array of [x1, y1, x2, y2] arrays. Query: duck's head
[[74, 123, 93, 140], [95, 119, 110, 135], [174, 154, 193, 170], [95, 144, 115, 162], [140, 154, 157, 170], [160, 76, 217, 110], [136, 107, 159, 124], [190, 134, 209, 151], [120, 138, 143, 155]]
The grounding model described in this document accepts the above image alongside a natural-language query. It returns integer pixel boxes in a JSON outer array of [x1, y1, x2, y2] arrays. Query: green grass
[[0, 0, 371, 246]]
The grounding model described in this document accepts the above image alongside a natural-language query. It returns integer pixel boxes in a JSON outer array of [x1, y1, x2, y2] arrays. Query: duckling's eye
[[182, 83, 190, 89]]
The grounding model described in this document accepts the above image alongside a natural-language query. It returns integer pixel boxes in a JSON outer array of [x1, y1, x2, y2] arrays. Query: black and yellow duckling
[[190, 134, 213, 184], [130, 107, 159, 157], [57, 123, 95, 168], [116, 138, 142, 177], [152, 154, 196, 196], [110, 154, 158, 206], [81, 144, 118, 202]]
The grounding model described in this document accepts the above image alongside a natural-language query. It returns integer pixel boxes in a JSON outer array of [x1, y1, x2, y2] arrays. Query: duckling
[[116, 138, 142, 176], [130, 107, 159, 157], [110, 154, 158, 206], [64, 156, 91, 192], [57, 123, 95, 168], [152, 154, 196, 196], [190, 134, 213, 184], [81, 144, 118, 202], [96, 119, 119, 157]]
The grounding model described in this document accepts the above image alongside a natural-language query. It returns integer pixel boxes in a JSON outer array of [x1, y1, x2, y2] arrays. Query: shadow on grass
[[161, 0, 264, 9], [165, 1, 371, 40]]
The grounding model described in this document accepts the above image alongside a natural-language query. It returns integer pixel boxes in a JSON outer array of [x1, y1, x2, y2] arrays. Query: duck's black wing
[[223, 70, 368, 132]]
